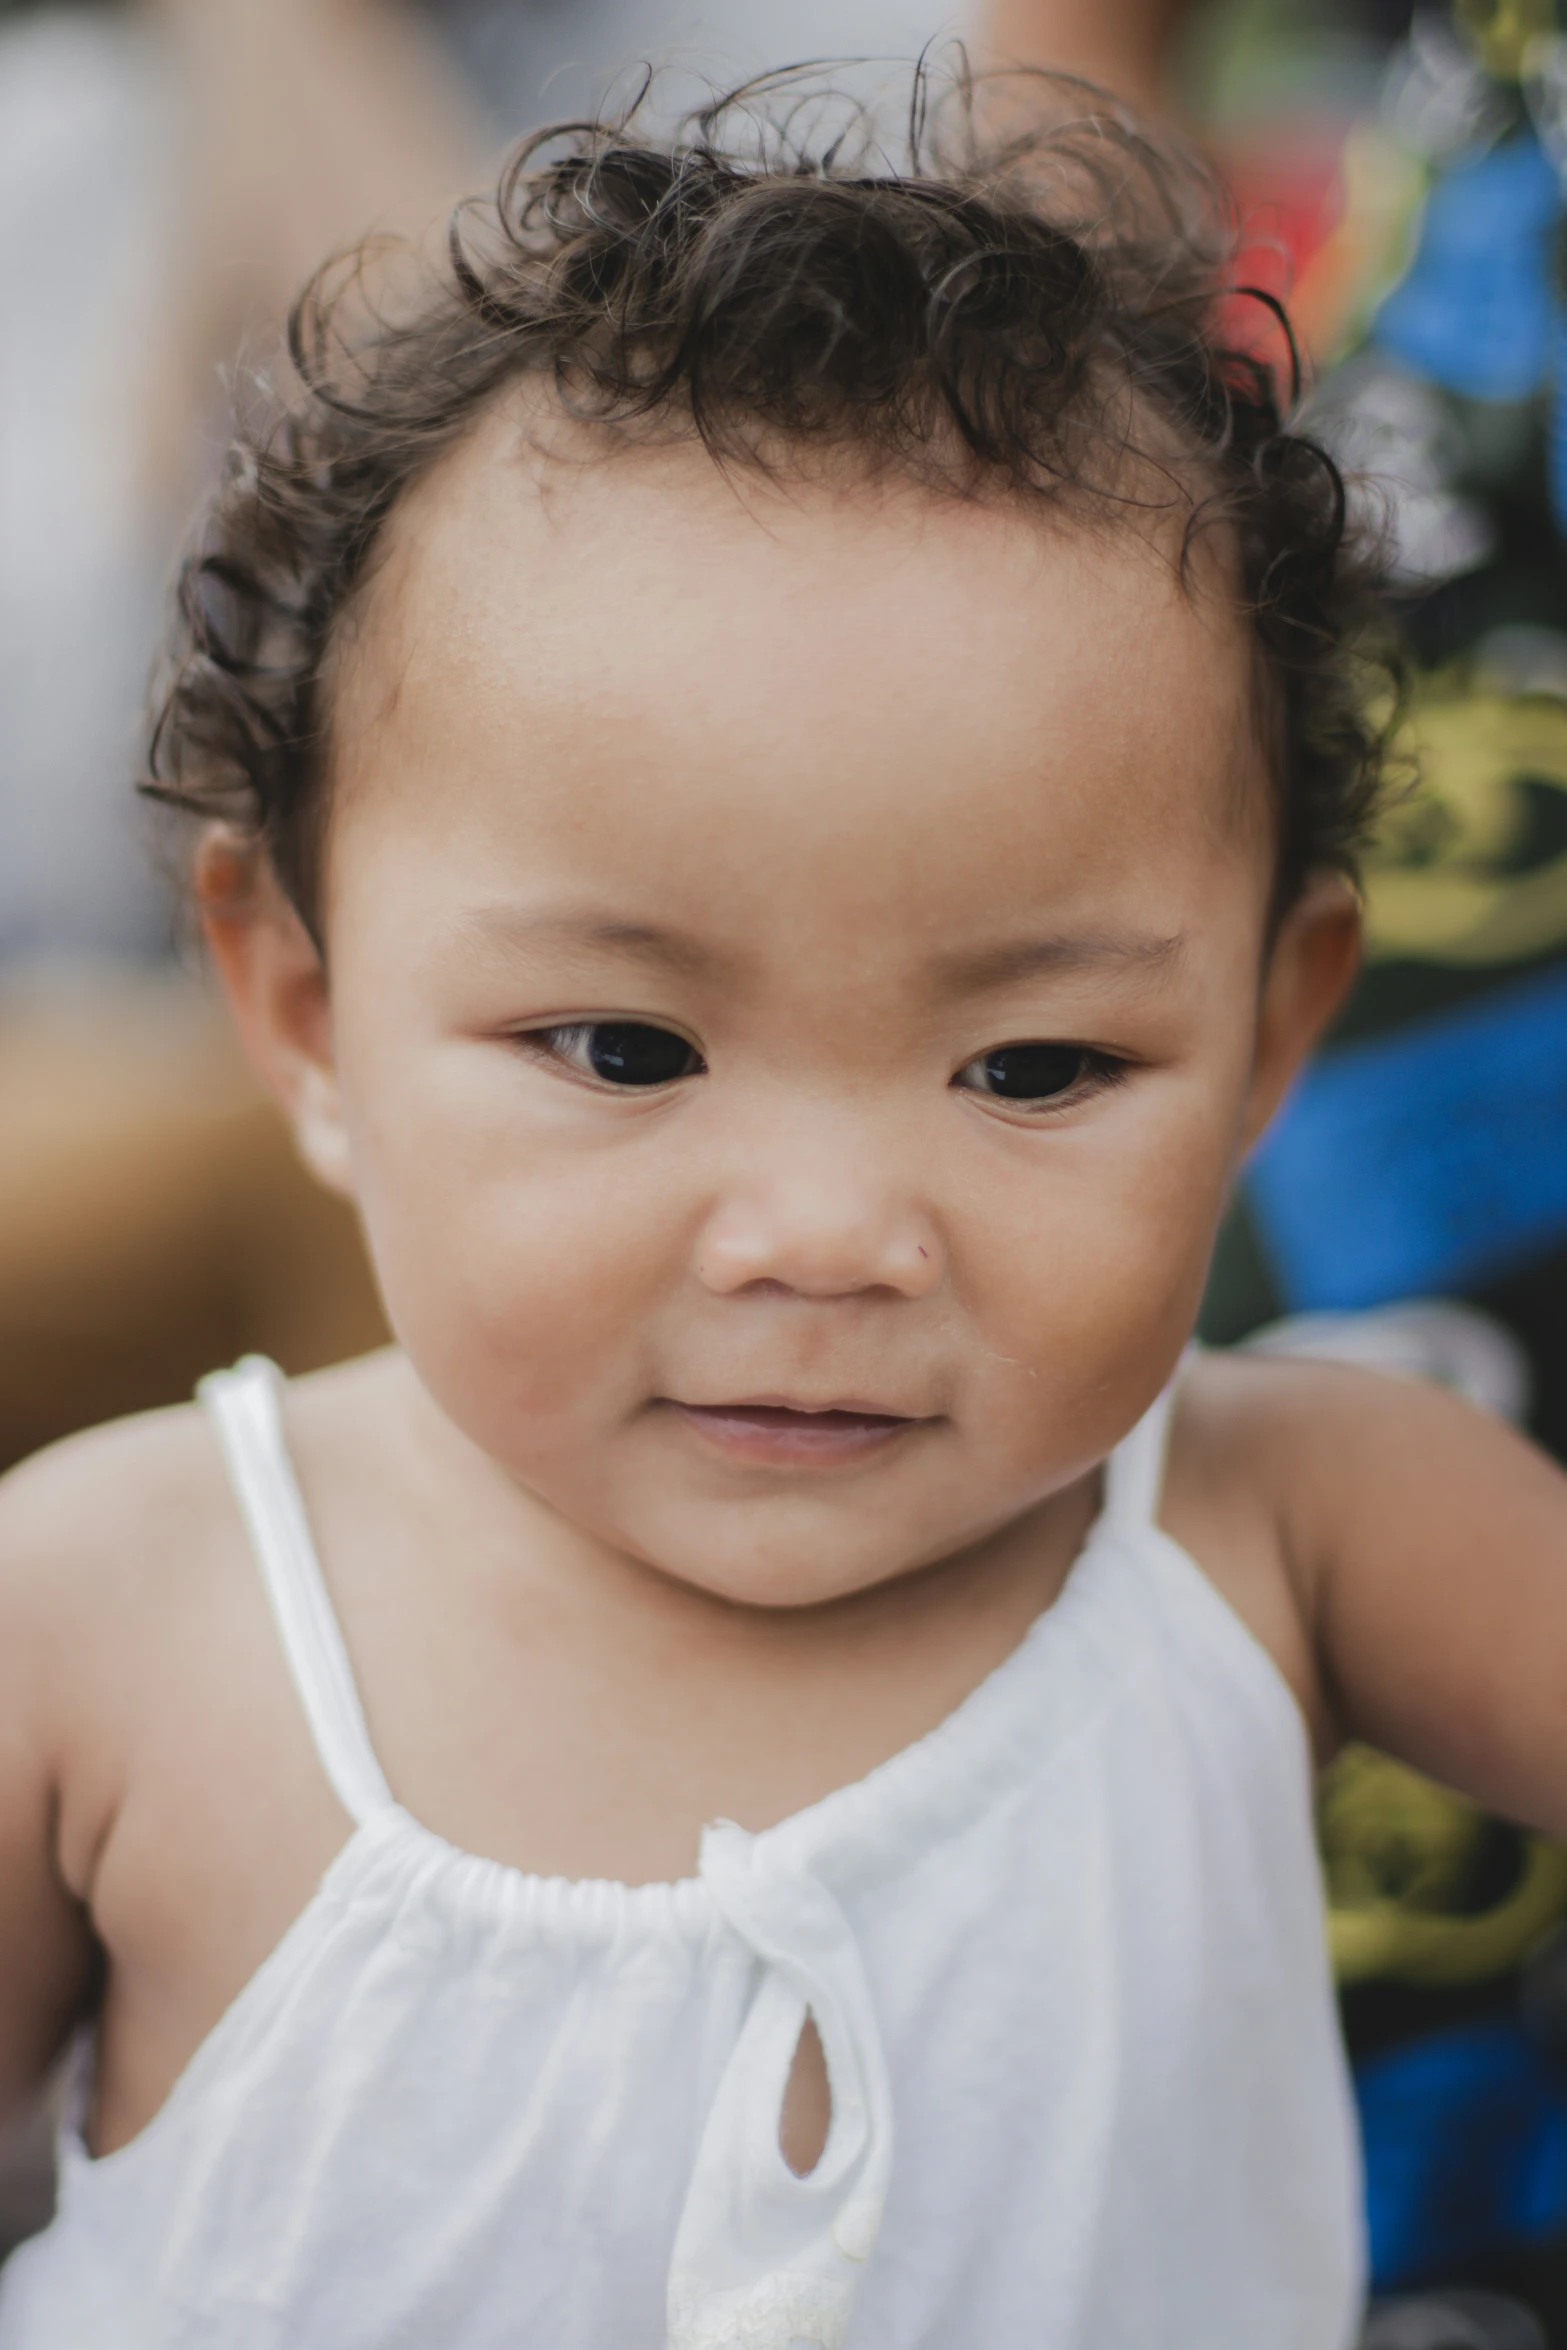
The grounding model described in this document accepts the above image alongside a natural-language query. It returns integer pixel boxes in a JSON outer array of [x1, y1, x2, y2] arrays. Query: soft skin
[[5, 417, 1566, 2180], [249, 415, 1347, 1612]]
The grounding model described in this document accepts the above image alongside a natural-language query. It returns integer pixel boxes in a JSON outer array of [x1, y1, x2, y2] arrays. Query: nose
[[695, 1119, 943, 1301]]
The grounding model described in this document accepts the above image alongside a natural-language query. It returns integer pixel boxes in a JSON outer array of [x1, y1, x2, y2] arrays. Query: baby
[[0, 73, 1555, 2350]]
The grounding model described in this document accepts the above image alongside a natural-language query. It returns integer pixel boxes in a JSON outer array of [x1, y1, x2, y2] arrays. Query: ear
[[1242, 872, 1363, 1149], [196, 829, 355, 1198]]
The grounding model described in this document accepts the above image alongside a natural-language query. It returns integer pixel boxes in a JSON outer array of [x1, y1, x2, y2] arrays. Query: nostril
[[779, 2013, 832, 2178]]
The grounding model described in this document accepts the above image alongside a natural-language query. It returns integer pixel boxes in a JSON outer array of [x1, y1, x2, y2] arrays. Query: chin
[[639, 1518, 931, 1611], [694, 1568, 888, 1611]]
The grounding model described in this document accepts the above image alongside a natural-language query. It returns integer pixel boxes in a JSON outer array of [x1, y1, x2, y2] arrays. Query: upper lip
[[672, 1395, 925, 1420]]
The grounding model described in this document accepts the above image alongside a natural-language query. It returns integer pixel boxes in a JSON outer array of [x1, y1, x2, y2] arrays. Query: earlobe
[[195, 829, 356, 1198], [1242, 874, 1363, 1149]]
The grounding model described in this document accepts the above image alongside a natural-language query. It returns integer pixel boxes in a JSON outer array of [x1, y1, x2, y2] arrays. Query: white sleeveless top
[[0, 1357, 1365, 2350]]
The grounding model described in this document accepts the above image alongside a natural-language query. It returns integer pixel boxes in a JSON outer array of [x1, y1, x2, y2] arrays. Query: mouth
[[668, 1398, 928, 1468]]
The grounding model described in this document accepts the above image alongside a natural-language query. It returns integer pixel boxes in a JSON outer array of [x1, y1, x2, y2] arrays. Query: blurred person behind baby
[[0, 0, 485, 1483]]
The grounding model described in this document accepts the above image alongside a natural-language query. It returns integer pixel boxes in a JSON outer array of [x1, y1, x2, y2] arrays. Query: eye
[[954, 1042, 1112, 1107], [529, 1021, 704, 1088]]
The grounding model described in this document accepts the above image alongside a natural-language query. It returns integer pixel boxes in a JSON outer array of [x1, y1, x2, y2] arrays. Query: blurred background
[[5, 0, 1567, 2340]]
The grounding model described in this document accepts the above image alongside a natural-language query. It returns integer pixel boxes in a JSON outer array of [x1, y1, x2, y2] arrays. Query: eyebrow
[[461, 905, 728, 979], [464, 907, 1186, 991], [931, 929, 1188, 992]]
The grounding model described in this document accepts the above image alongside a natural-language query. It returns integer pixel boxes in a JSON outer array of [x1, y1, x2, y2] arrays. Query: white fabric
[[669, 1822, 895, 2349], [0, 1355, 1365, 2349], [202, 1359, 396, 1829]]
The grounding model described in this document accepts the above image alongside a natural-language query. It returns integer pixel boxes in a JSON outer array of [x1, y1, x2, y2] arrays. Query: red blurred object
[[1217, 122, 1353, 376]]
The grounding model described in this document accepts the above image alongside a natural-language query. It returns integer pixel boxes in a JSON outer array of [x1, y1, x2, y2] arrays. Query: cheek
[[960, 1071, 1244, 1458], [339, 1054, 689, 1431]]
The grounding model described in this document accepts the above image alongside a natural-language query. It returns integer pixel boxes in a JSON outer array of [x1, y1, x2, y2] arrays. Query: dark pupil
[[984, 1043, 1085, 1100], [587, 1023, 694, 1086]]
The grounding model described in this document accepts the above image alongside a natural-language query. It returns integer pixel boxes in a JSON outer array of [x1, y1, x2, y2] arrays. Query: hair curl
[[145, 66, 1396, 932]]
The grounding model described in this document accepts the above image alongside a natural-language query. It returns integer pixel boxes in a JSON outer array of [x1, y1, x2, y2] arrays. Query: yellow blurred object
[[1322, 1743, 1567, 1985], [1454, 0, 1556, 80], [1362, 677, 1567, 966]]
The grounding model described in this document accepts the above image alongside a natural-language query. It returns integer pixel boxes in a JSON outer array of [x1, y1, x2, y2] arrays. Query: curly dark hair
[[146, 67, 1394, 935]]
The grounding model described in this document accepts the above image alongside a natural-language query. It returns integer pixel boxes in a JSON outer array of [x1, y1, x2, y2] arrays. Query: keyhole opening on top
[[779, 2013, 832, 2178]]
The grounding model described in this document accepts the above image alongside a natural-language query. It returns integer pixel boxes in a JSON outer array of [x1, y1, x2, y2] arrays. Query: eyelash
[[519, 1023, 1129, 1112], [951, 1043, 1128, 1115], [518, 1022, 707, 1089]]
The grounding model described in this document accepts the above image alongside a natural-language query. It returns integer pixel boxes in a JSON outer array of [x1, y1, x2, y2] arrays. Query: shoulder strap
[[199, 1356, 395, 1827], [1101, 1352, 1188, 1533]]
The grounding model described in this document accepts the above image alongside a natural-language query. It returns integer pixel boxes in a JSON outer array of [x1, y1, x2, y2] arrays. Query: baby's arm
[[0, 1451, 120, 2127], [1192, 1352, 1567, 1834]]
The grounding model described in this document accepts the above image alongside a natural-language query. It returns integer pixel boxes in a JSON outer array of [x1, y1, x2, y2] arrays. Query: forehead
[[325, 406, 1268, 947]]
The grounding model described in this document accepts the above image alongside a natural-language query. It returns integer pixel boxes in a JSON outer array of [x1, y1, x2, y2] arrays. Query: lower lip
[[671, 1403, 920, 1468]]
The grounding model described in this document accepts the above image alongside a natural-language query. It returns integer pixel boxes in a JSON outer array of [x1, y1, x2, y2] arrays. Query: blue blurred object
[[1374, 134, 1560, 403], [1357, 2021, 1567, 2288], [1246, 964, 1567, 1311]]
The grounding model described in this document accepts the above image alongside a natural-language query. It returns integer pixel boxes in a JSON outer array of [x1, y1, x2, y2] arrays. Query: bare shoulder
[[0, 1353, 411, 2129], [0, 1346, 401, 1615], [1169, 1341, 1550, 1542], [0, 1398, 237, 1628], [1158, 1348, 1351, 1746], [0, 1401, 245, 1786], [0, 1399, 260, 2107], [1171, 1341, 1463, 1469], [1166, 1345, 1567, 1801], [0, 1341, 401, 1654]]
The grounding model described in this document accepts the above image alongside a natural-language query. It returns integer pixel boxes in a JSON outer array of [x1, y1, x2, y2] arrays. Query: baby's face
[[300, 411, 1343, 1604]]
